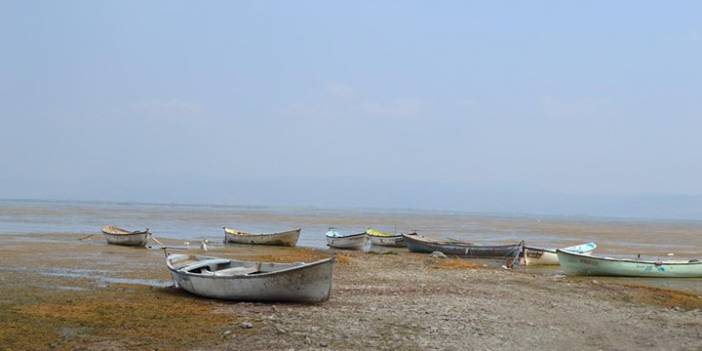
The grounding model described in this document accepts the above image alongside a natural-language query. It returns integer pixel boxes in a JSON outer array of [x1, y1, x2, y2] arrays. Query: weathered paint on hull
[[368, 235, 405, 247], [169, 257, 334, 303], [102, 232, 150, 247], [557, 250, 702, 278], [524, 248, 595, 265], [404, 235, 521, 258], [326, 234, 367, 250], [224, 229, 300, 247], [524, 248, 560, 265]]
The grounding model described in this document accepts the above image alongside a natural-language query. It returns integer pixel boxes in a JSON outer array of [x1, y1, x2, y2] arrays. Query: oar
[[78, 234, 95, 241], [150, 235, 164, 246]]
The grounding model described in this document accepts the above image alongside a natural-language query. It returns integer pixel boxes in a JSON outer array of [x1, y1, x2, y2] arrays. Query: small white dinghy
[[101, 225, 151, 247], [325, 229, 367, 250], [166, 254, 335, 303], [523, 242, 597, 265], [223, 227, 301, 247]]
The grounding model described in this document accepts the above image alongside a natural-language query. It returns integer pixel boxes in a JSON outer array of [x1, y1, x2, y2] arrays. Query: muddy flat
[[0, 233, 701, 351]]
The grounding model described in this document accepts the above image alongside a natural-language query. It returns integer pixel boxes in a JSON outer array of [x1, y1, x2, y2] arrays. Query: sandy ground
[[1, 233, 701, 351]]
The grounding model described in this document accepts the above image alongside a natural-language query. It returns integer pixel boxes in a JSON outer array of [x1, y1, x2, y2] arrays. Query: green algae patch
[[240, 247, 331, 264], [0, 284, 238, 351], [430, 258, 482, 270], [619, 283, 702, 311], [588, 280, 702, 311]]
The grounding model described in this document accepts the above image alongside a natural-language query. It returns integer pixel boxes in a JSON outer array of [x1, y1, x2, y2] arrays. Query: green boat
[[556, 249, 702, 278]]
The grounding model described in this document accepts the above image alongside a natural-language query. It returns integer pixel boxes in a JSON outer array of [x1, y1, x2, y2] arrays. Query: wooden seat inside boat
[[180, 259, 231, 273], [214, 266, 261, 276]]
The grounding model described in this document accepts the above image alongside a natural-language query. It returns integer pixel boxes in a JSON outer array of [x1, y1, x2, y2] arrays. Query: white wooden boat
[[223, 227, 300, 247], [523, 242, 597, 265], [557, 249, 702, 278], [166, 254, 334, 303], [326, 229, 367, 250], [366, 229, 407, 247], [101, 225, 151, 247]]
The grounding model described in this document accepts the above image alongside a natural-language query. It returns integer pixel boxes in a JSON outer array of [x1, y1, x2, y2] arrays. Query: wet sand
[[1, 233, 701, 351]]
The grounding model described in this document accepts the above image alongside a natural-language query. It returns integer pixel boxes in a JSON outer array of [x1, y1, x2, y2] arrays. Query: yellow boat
[[366, 228, 407, 247]]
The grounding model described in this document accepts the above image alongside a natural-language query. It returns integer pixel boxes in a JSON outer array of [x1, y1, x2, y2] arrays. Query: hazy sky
[[2, 1, 701, 216]]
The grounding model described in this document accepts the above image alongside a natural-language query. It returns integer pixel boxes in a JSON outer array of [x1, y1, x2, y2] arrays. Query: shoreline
[[3, 197, 702, 224], [1, 233, 701, 350]]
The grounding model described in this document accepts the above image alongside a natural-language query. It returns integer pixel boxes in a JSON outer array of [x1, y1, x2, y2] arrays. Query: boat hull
[[368, 235, 405, 247], [524, 248, 560, 265], [224, 228, 300, 247], [404, 234, 521, 258], [101, 226, 151, 247], [326, 233, 367, 250], [168, 256, 334, 303], [557, 250, 702, 278], [524, 243, 596, 265]]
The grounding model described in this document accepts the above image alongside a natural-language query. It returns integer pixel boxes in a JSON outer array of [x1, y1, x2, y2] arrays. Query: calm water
[[1, 199, 701, 294], [2, 199, 701, 253]]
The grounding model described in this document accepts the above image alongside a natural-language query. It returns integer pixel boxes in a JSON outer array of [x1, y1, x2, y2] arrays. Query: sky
[[1, 1, 701, 218]]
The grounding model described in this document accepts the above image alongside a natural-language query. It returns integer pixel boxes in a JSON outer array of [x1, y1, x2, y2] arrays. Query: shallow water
[[2, 200, 702, 253], [0, 265, 171, 289], [2, 199, 702, 294]]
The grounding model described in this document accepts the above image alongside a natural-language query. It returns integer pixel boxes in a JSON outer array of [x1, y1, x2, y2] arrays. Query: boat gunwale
[[367, 233, 403, 239], [166, 255, 335, 280], [223, 227, 301, 238], [101, 225, 150, 236], [556, 249, 702, 266], [403, 234, 520, 249], [325, 232, 367, 239], [526, 242, 597, 255], [365, 229, 402, 239], [524, 246, 557, 254]]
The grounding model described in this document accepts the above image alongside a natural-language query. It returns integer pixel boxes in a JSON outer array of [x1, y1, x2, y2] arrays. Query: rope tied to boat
[[78, 234, 95, 241]]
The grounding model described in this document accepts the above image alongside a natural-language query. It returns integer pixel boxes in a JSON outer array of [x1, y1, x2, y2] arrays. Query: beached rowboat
[[403, 233, 522, 258], [557, 249, 702, 278], [223, 227, 300, 247], [166, 254, 334, 303], [101, 225, 151, 247], [326, 229, 367, 250], [523, 242, 597, 265], [366, 229, 408, 247]]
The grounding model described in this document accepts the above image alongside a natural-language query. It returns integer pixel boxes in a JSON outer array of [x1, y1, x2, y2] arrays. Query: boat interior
[[102, 225, 148, 235], [168, 254, 303, 277]]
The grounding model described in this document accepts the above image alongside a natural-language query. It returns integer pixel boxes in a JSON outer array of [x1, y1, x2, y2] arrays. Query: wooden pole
[[150, 235, 164, 246]]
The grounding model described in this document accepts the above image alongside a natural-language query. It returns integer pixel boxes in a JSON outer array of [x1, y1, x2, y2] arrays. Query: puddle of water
[[99, 277, 173, 288], [54, 285, 88, 291], [35, 268, 172, 288]]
